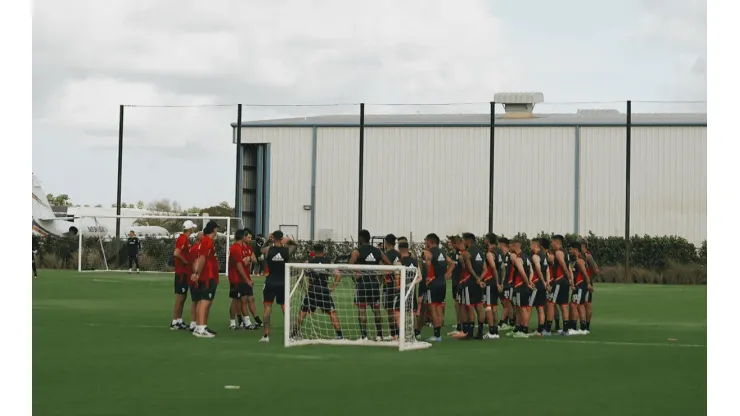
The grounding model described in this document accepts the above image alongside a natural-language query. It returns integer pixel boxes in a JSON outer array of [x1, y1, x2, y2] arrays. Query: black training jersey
[[534, 253, 548, 288], [427, 246, 447, 287], [502, 252, 512, 287], [551, 249, 567, 282], [467, 246, 485, 280], [266, 246, 290, 284], [451, 250, 463, 284], [127, 236, 141, 254], [385, 249, 400, 265], [384, 248, 400, 288], [307, 256, 331, 289], [355, 244, 383, 284], [514, 252, 532, 287]]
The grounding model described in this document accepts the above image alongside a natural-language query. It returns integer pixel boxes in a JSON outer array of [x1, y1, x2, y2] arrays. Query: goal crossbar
[[284, 263, 431, 352]]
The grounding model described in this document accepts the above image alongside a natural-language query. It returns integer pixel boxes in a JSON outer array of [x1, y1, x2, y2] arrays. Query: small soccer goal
[[284, 263, 432, 351], [75, 215, 238, 274]]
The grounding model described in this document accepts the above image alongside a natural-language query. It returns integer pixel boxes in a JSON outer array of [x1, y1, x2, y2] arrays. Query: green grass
[[33, 270, 707, 416]]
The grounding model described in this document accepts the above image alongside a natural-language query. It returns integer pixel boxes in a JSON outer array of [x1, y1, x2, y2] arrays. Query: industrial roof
[[232, 112, 707, 128]]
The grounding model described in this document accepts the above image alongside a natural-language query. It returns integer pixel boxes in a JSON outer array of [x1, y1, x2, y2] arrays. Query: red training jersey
[[228, 243, 244, 284], [584, 250, 593, 278], [241, 243, 253, 280], [573, 256, 585, 285], [174, 234, 190, 274], [198, 235, 217, 282], [187, 242, 200, 286]]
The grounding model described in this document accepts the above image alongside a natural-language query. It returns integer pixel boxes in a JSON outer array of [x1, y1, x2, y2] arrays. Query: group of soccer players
[[167, 219, 599, 342]]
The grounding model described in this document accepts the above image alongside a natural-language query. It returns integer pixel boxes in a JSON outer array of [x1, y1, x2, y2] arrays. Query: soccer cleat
[[128, 269, 133, 274], [169, 323, 180, 330], [426, 336, 443, 342], [205, 327, 217, 335], [583, 330, 590, 335], [229, 325, 239, 330], [513, 331, 528, 339], [543, 331, 552, 337], [355, 337, 368, 342], [193, 329, 215, 339], [482, 333, 499, 340], [259, 336, 270, 343]]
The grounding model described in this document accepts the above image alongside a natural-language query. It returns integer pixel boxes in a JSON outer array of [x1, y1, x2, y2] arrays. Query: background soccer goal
[[284, 263, 432, 351], [75, 215, 239, 274]]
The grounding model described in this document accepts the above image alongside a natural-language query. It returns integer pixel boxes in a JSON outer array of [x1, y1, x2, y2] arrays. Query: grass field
[[33, 270, 707, 416]]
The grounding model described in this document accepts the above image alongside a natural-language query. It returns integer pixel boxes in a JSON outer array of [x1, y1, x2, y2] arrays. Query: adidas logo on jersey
[[475, 253, 483, 262], [271, 253, 285, 262], [437, 253, 445, 262], [407, 264, 416, 269], [365, 253, 376, 262]]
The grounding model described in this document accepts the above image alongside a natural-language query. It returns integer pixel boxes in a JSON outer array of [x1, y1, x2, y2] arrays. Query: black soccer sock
[[254, 316, 263, 325], [456, 323, 463, 331], [389, 322, 398, 338], [359, 318, 367, 338], [571, 320, 578, 331], [375, 318, 383, 338], [32, 262, 37, 277], [545, 320, 552, 332], [537, 324, 543, 333], [414, 328, 421, 337], [477, 322, 484, 335], [523, 326, 529, 334], [580, 321, 587, 331], [237, 315, 243, 326], [498, 319, 505, 327], [336, 329, 343, 338], [586, 321, 591, 331], [489, 325, 495, 335], [513, 325, 519, 333], [467, 322, 474, 337], [433, 327, 441, 338]]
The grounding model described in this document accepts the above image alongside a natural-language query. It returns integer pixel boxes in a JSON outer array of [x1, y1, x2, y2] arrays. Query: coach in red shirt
[[170, 220, 197, 330], [191, 220, 220, 338]]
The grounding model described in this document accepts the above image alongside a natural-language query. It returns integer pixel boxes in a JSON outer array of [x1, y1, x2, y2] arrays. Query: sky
[[31, 0, 707, 208]]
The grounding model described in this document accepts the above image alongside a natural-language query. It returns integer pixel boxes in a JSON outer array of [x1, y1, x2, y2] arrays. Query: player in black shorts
[[291, 245, 343, 340], [448, 236, 465, 336], [259, 230, 291, 343], [530, 238, 550, 336], [382, 234, 401, 341], [398, 242, 422, 339], [546, 235, 575, 335], [481, 233, 501, 339], [349, 230, 390, 341], [509, 240, 534, 338], [422, 233, 454, 342], [456, 233, 486, 339], [568, 241, 592, 335], [580, 239, 599, 332], [497, 238, 515, 330]]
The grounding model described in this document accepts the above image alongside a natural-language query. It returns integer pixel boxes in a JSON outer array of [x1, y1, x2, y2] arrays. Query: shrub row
[[32, 233, 706, 284]]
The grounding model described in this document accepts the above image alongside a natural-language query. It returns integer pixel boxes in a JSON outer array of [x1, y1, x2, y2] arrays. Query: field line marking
[[86, 323, 162, 329], [92, 279, 125, 283], [557, 339, 705, 348]]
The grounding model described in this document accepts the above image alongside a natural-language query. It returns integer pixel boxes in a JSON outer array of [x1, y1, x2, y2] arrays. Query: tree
[[94, 204, 103, 208], [47, 193, 72, 206], [201, 202, 234, 229], [137, 200, 145, 210]]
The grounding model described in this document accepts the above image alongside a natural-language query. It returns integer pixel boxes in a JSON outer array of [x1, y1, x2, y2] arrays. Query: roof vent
[[576, 109, 620, 116], [494, 92, 544, 118]]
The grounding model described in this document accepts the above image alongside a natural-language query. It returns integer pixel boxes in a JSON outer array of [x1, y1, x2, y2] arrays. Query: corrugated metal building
[[231, 95, 707, 245]]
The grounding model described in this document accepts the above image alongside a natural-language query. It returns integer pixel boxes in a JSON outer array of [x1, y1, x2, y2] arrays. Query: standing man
[[580, 238, 599, 332], [190, 221, 220, 338], [127, 230, 141, 273], [530, 238, 549, 336], [382, 234, 401, 341], [448, 236, 464, 336], [568, 241, 592, 335], [171, 220, 197, 330], [458, 233, 486, 339], [349, 230, 391, 341], [187, 232, 203, 332], [32, 239, 39, 279], [240, 230, 262, 330], [498, 238, 514, 330], [546, 235, 575, 335], [509, 240, 534, 338], [291, 244, 343, 339], [259, 230, 291, 343], [422, 233, 454, 342], [227, 229, 248, 330], [481, 233, 501, 339]]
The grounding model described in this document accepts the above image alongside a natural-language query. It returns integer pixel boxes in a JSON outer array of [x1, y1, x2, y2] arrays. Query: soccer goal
[[76, 215, 238, 275], [284, 263, 432, 351]]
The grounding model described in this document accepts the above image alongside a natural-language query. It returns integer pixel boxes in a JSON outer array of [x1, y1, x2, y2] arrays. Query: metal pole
[[358, 103, 365, 235], [234, 104, 243, 228], [115, 105, 124, 239], [625, 100, 632, 280], [488, 101, 495, 233]]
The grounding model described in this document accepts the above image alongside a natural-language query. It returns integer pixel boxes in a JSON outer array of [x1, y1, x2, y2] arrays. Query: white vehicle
[[32, 174, 169, 239]]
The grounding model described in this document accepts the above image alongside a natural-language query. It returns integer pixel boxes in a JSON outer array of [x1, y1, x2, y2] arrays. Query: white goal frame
[[284, 263, 432, 352], [76, 215, 236, 275]]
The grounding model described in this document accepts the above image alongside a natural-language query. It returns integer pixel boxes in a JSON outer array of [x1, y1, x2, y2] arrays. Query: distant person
[[126, 230, 141, 273], [32, 239, 39, 279]]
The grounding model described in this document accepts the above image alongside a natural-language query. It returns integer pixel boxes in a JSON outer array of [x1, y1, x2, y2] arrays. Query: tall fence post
[[625, 100, 632, 280], [115, 104, 124, 239], [358, 103, 365, 236], [488, 101, 495, 233], [234, 104, 243, 228]]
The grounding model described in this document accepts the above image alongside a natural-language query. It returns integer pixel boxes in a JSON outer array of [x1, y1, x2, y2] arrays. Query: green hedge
[[32, 232, 706, 284]]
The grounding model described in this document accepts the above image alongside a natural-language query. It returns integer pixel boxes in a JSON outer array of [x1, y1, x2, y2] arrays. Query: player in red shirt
[[170, 220, 197, 330], [186, 231, 203, 332], [580, 238, 599, 332], [240, 230, 261, 329], [228, 230, 247, 330], [190, 220, 220, 338]]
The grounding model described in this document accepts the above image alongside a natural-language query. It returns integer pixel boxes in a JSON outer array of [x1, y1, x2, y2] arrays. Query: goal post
[[284, 263, 432, 351], [75, 215, 238, 275]]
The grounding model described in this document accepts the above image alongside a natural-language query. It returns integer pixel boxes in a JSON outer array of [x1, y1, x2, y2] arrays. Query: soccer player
[[349, 229, 391, 341], [187, 232, 203, 332], [382, 234, 401, 340], [546, 235, 575, 335], [292, 244, 343, 339], [32, 239, 39, 279], [530, 238, 550, 336], [171, 220, 197, 330], [497, 237, 514, 330], [126, 230, 141, 273], [580, 238, 599, 332], [227, 229, 248, 330], [240, 230, 262, 329], [422, 233, 454, 342], [447, 236, 465, 336], [457, 233, 486, 339], [259, 230, 292, 343], [190, 221, 220, 338], [481, 233, 502, 339], [509, 239, 534, 338], [568, 241, 592, 335]]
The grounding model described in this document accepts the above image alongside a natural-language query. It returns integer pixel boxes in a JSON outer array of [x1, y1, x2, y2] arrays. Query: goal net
[[285, 263, 432, 351], [76, 215, 238, 275]]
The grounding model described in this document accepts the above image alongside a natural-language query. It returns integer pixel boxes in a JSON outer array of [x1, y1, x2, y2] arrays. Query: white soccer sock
[[171, 319, 178, 325], [244, 316, 252, 325], [196, 325, 206, 332], [189, 321, 196, 328], [230, 319, 236, 327]]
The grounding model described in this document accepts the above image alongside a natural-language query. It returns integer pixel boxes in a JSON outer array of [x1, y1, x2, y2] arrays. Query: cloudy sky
[[32, 0, 706, 208]]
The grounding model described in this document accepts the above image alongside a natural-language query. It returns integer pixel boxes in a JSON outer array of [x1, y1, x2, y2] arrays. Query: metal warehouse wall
[[240, 125, 707, 245]]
